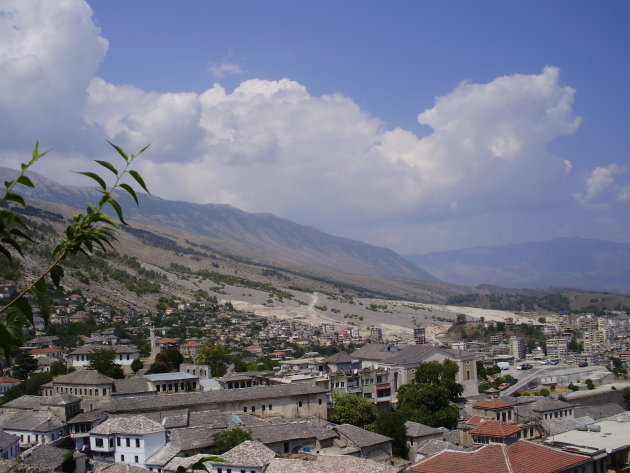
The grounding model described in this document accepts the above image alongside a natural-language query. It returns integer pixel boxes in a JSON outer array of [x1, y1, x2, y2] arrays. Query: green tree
[[368, 411, 408, 458], [130, 358, 144, 374], [12, 351, 39, 380], [623, 389, 630, 410], [211, 428, 252, 454], [198, 344, 232, 377], [86, 348, 125, 379], [585, 379, 595, 390], [50, 360, 67, 376], [0, 142, 149, 356], [0, 372, 52, 405], [165, 347, 184, 368], [397, 360, 463, 429], [329, 392, 376, 428]]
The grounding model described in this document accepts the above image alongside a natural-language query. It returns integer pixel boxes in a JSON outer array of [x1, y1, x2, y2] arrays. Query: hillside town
[[0, 286, 628, 473]]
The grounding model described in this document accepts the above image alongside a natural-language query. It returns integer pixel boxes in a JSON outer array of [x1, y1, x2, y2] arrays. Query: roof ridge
[[501, 443, 513, 473]]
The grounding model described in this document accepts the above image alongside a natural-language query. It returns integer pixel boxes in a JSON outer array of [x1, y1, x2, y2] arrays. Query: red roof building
[[473, 398, 514, 409], [409, 440, 591, 473]]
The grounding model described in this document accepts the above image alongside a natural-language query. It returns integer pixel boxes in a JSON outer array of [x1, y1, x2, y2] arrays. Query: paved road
[[503, 366, 550, 395]]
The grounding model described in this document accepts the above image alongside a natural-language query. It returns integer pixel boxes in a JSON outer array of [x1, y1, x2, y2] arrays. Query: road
[[502, 365, 551, 395]]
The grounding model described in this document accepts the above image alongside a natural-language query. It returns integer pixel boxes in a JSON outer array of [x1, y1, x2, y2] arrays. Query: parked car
[[578, 361, 588, 367], [541, 360, 549, 365], [498, 383, 510, 390], [549, 360, 559, 365], [520, 363, 533, 370], [509, 378, 518, 385]]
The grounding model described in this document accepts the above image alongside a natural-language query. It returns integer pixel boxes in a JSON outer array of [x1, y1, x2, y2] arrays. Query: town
[[0, 284, 628, 473]]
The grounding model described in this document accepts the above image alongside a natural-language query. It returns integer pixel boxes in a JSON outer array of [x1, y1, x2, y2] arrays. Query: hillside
[[404, 238, 630, 292], [0, 167, 437, 284]]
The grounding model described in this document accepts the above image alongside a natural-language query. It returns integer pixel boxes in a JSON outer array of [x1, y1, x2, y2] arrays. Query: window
[[318, 399, 322, 405], [298, 401, 303, 407], [243, 407, 247, 412], [126, 438, 131, 447], [262, 404, 265, 411], [120, 455, 125, 462], [134, 456, 139, 463], [251, 406, 255, 412], [95, 438, 103, 448], [117, 438, 121, 447], [269, 404, 272, 410], [135, 438, 140, 448]]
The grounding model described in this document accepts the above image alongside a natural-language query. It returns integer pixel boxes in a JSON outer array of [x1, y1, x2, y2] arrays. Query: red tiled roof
[[409, 440, 589, 473], [470, 420, 520, 437], [156, 338, 177, 344], [473, 398, 514, 409], [0, 376, 20, 384], [466, 416, 493, 426], [28, 347, 61, 354], [184, 341, 199, 347]]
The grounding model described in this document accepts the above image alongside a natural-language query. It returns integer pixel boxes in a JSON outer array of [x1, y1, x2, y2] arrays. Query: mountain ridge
[[404, 237, 630, 292]]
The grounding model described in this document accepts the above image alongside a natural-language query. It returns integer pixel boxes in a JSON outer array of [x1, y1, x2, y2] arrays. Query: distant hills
[[404, 238, 630, 292], [0, 167, 438, 284]]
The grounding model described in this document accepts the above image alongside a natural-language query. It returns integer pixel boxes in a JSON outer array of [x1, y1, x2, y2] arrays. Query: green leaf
[[16, 175, 35, 188], [4, 192, 25, 206], [0, 245, 13, 261], [0, 324, 14, 361], [4, 180, 14, 189], [2, 236, 24, 256], [132, 144, 151, 158], [107, 141, 129, 161], [50, 265, 64, 288], [119, 184, 139, 206], [95, 160, 119, 176], [108, 198, 126, 224], [13, 296, 33, 324], [128, 170, 150, 195], [76, 172, 107, 191]]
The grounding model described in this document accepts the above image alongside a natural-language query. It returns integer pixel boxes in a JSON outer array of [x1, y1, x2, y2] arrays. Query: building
[[329, 366, 391, 404], [0, 432, 19, 459], [205, 440, 275, 473], [413, 328, 426, 345], [66, 345, 140, 372], [0, 376, 20, 397], [369, 327, 383, 343], [408, 439, 592, 473], [90, 415, 167, 468], [44, 370, 115, 411], [0, 410, 66, 449], [143, 373, 199, 393], [509, 336, 526, 361], [546, 338, 569, 361]]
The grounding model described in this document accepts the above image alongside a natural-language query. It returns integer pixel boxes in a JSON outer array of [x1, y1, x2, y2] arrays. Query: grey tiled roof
[[164, 453, 210, 471], [541, 416, 595, 436], [101, 383, 327, 413], [19, 443, 70, 469], [141, 409, 189, 429], [405, 421, 443, 438], [188, 410, 226, 428], [67, 409, 108, 425], [264, 455, 402, 473], [220, 440, 276, 467], [169, 425, 219, 451], [0, 432, 18, 450], [52, 369, 114, 386], [90, 415, 165, 435], [113, 377, 153, 395], [381, 344, 436, 365], [335, 423, 392, 448], [145, 443, 181, 467], [573, 403, 625, 420], [351, 344, 408, 361], [68, 345, 139, 355], [219, 372, 253, 382], [94, 461, 149, 473], [248, 422, 335, 444], [529, 397, 574, 412], [41, 393, 81, 406], [0, 411, 65, 432], [416, 439, 464, 456], [1, 395, 45, 410], [323, 352, 354, 364]]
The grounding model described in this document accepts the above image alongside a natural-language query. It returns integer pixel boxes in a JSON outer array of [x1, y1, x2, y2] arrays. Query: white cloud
[[208, 62, 243, 78], [573, 164, 618, 205], [3, 0, 617, 251]]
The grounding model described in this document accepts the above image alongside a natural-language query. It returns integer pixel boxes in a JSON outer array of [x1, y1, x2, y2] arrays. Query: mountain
[[404, 238, 630, 292], [0, 167, 437, 283]]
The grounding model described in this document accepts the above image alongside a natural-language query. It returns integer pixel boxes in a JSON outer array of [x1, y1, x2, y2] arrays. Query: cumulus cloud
[[3, 0, 618, 251], [208, 62, 243, 78], [573, 164, 619, 206]]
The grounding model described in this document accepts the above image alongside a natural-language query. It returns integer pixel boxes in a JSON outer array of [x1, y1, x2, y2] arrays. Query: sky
[[0, 0, 629, 254]]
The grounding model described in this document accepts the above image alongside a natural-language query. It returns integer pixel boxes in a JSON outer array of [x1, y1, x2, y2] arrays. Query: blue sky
[[0, 1, 629, 253]]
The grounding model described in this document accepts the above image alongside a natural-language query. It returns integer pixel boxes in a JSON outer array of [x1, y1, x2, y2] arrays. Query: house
[[89, 415, 167, 468], [44, 370, 115, 411], [1, 394, 81, 421], [0, 432, 19, 459], [67, 409, 109, 451], [329, 366, 391, 404], [0, 376, 20, 398], [471, 398, 515, 423], [205, 440, 276, 473], [144, 372, 199, 393], [27, 347, 63, 360], [468, 420, 521, 445], [0, 410, 66, 449], [66, 345, 140, 371], [405, 422, 446, 461], [264, 455, 403, 473], [333, 423, 393, 461], [18, 442, 87, 473], [247, 421, 337, 454], [408, 439, 593, 473]]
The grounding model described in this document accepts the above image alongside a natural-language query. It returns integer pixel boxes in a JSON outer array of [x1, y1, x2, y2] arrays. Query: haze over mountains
[[0, 167, 437, 284], [405, 238, 630, 293]]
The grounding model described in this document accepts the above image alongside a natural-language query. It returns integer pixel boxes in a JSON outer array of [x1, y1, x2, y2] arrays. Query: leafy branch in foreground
[[0, 141, 150, 356]]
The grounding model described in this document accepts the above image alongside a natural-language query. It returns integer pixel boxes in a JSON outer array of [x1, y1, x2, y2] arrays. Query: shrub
[[568, 383, 579, 392]]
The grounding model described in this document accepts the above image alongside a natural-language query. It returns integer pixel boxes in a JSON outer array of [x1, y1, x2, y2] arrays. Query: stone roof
[[113, 377, 153, 395], [416, 439, 464, 456], [68, 345, 139, 355], [541, 416, 595, 436], [19, 443, 70, 470], [248, 422, 336, 444], [145, 442, 182, 467], [408, 440, 590, 473], [0, 410, 65, 432], [220, 440, 276, 467], [381, 344, 436, 365], [164, 454, 209, 471], [335, 423, 392, 448], [168, 425, 219, 452], [90, 415, 165, 435], [264, 455, 401, 473], [323, 352, 354, 364], [219, 372, 253, 382], [52, 369, 114, 386], [1, 395, 45, 410], [0, 432, 18, 450], [141, 409, 190, 429], [405, 421, 443, 438], [573, 402, 625, 420], [94, 461, 149, 473], [101, 383, 327, 414], [351, 344, 407, 361], [187, 410, 227, 429], [41, 393, 81, 406], [67, 409, 108, 425], [529, 397, 574, 412]]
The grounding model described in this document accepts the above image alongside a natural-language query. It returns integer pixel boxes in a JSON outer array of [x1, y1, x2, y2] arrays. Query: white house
[[67, 345, 140, 371], [0, 431, 19, 459], [90, 415, 167, 468], [0, 411, 66, 449]]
